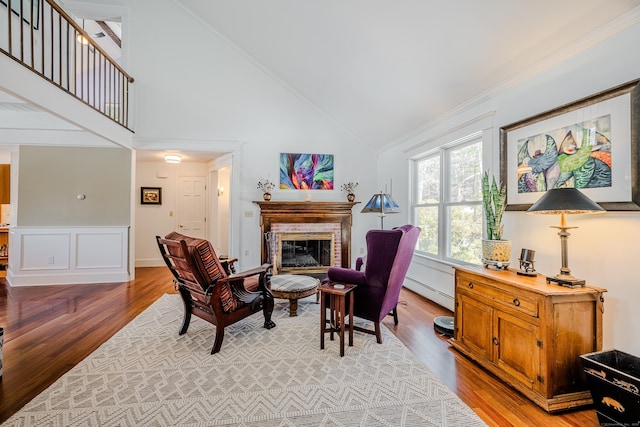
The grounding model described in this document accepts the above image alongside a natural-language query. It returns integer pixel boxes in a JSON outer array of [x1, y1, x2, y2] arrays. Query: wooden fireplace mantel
[[255, 201, 359, 269]]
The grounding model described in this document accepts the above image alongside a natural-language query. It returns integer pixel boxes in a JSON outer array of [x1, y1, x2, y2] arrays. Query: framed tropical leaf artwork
[[500, 79, 640, 211], [279, 153, 334, 190]]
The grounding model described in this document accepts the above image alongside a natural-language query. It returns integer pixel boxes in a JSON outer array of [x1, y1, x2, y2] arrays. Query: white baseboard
[[136, 258, 165, 267]]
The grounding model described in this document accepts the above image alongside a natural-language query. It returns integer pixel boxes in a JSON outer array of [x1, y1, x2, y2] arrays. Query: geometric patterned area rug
[[3, 294, 486, 426]]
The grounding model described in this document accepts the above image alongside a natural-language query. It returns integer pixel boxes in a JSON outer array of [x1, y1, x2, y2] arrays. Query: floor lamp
[[527, 187, 604, 287], [361, 191, 400, 229]]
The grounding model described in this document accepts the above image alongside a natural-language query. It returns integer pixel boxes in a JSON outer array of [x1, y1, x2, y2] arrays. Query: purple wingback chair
[[326, 224, 421, 343]]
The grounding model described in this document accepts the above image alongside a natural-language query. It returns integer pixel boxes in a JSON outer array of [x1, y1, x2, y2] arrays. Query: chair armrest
[[327, 267, 367, 286], [218, 264, 273, 306], [220, 263, 272, 283]]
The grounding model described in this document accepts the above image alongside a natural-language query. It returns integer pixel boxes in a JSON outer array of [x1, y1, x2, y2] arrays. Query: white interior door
[[177, 175, 206, 238]]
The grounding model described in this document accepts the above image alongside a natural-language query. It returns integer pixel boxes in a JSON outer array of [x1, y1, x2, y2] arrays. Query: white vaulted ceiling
[[174, 0, 640, 151], [1, 1, 639, 156]]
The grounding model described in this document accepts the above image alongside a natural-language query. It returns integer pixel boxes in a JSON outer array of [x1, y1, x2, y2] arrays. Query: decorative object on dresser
[[360, 191, 400, 229], [451, 265, 606, 412], [481, 171, 511, 269], [517, 248, 537, 277], [526, 187, 604, 287]]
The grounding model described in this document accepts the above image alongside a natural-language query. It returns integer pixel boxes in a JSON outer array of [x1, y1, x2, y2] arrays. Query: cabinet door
[[457, 294, 493, 361], [494, 310, 540, 390], [0, 164, 9, 205]]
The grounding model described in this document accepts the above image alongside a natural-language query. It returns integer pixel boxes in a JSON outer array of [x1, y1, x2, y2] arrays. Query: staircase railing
[[0, 0, 134, 130]]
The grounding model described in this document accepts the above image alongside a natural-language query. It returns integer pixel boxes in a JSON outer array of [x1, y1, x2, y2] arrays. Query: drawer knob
[[513, 298, 520, 307], [468, 282, 474, 289], [492, 337, 499, 345]]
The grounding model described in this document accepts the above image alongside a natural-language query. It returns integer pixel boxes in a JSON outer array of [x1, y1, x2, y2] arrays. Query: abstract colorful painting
[[279, 153, 334, 190], [516, 115, 612, 193]]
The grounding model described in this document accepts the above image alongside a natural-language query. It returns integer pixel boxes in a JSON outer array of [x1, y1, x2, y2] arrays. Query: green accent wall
[[17, 146, 131, 226]]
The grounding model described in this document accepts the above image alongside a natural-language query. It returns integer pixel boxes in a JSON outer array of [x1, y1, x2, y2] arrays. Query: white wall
[[115, 0, 380, 269], [135, 160, 209, 266], [380, 22, 640, 356]]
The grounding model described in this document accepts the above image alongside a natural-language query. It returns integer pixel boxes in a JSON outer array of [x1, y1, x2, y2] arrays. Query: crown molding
[[386, 6, 640, 152]]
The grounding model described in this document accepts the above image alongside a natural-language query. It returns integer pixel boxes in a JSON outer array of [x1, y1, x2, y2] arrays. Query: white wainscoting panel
[[21, 233, 71, 270], [8, 227, 130, 286], [76, 232, 126, 269]]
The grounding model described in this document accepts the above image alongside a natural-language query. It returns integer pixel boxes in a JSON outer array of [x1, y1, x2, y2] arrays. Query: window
[[413, 135, 483, 264]]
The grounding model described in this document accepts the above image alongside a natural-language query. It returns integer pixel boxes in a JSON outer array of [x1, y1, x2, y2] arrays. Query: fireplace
[[256, 201, 358, 274], [277, 232, 335, 274]]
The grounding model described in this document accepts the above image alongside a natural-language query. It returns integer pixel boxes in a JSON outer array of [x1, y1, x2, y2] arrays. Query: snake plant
[[482, 171, 507, 240]]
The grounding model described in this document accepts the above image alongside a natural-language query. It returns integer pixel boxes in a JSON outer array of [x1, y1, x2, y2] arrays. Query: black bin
[[580, 349, 640, 426]]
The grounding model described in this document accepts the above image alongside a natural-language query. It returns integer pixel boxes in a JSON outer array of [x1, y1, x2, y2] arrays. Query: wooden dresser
[[450, 266, 606, 412]]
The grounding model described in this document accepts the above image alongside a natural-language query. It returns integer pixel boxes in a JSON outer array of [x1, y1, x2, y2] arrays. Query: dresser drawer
[[457, 276, 539, 318]]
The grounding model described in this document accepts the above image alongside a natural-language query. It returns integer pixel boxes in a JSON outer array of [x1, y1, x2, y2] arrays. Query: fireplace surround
[[256, 201, 358, 274], [277, 232, 335, 274]]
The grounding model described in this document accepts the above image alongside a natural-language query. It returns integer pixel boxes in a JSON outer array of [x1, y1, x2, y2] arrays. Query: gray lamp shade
[[527, 188, 605, 214], [526, 187, 604, 287]]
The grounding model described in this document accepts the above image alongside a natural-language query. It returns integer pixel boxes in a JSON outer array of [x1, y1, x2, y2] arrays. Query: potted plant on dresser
[[481, 171, 511, 269]]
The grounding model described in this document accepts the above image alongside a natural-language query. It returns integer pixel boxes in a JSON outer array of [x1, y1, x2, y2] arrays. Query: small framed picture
[[141, 187, 162, 205]]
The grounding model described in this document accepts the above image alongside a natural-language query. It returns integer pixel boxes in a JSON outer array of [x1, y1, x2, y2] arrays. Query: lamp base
[[517, 270, 537, 277], [482, 259, 509, 271], [546, 275, 585, 288]]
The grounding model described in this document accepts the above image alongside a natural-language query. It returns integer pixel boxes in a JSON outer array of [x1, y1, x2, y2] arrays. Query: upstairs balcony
[[0, 0, 134, 137]]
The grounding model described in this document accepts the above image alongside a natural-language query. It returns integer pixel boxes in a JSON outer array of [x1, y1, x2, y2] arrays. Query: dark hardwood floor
[[0, 267, 599, 426]]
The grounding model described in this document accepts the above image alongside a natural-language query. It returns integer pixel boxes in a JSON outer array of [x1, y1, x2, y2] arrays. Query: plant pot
[[262, 192, 272, 201], [347, 193, 355, 202], [481, 239, 511, 269]]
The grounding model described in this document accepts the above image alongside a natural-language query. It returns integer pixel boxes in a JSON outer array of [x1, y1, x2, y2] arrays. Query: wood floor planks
[[0, 267, 599, 426]]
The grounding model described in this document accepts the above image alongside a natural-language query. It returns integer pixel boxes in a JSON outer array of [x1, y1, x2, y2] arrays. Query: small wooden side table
[[270, 274, 319, 317], [319, 282, 356, 357]]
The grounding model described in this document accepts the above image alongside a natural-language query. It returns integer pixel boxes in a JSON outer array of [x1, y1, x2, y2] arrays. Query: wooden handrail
[[47, 0, 133, 84], [0, 0, 134, 130]]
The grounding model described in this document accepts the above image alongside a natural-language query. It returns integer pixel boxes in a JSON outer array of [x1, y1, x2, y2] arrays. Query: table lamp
[[526, 187, 604, 287], [361, 191, 400, 229]]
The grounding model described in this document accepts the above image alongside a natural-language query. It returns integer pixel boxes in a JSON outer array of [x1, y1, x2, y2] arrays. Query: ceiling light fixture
[[76, 19, 90, 45], [164, 154, 182, 164]]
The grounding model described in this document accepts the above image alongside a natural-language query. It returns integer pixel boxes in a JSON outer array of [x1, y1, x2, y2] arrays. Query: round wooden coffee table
[[270, 274, 319, 317]]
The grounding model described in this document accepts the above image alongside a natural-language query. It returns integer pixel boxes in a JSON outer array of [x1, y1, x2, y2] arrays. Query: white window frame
[[411, 130, 490, 265]]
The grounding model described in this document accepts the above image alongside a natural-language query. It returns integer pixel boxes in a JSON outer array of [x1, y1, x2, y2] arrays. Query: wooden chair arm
[[219, 263, 272, 283], [218, 263, 273, 306]]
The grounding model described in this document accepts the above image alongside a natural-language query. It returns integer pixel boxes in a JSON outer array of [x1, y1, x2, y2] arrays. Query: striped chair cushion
[[166, 232, 241, 313]]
